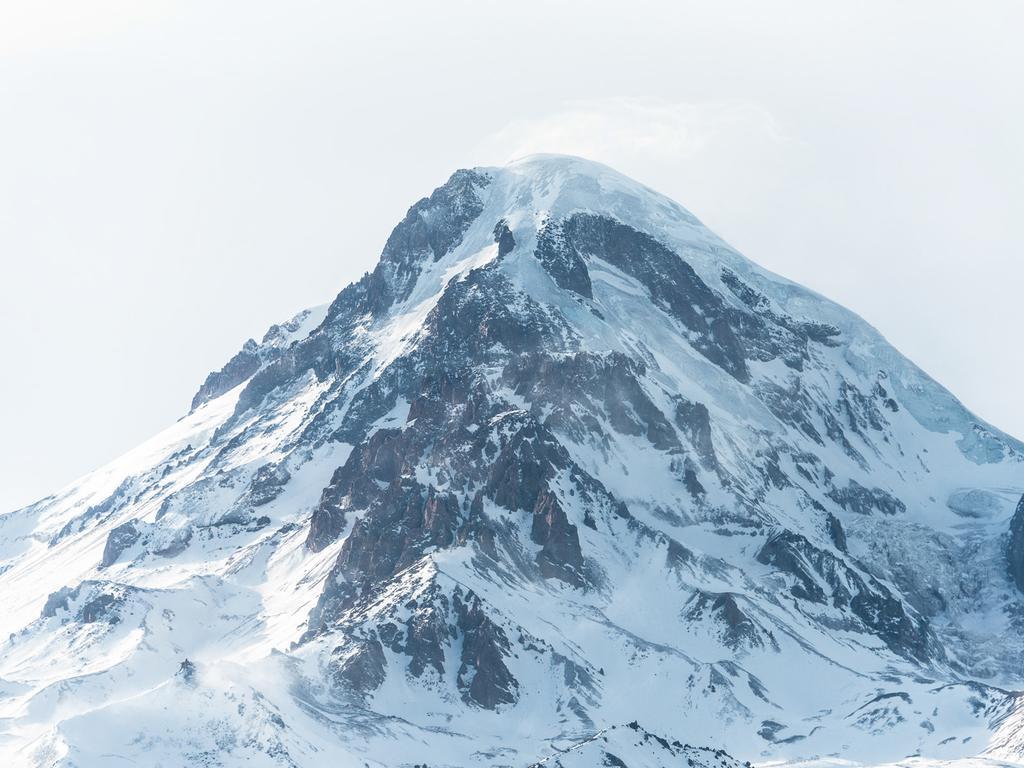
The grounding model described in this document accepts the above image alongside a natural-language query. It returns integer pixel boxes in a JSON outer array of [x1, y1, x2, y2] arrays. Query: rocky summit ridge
[[2, 155, 1024, 767]]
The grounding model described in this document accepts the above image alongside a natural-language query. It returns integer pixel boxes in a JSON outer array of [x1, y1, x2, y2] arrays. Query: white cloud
[[478, 98, 786, 171]]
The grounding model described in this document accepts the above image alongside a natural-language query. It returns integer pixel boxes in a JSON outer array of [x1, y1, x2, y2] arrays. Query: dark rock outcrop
[[553, 213, 748, 381], [326, 168, 489, 321], [755, 378, 825, 446], [535, 217, 594, 298], [306, 429, 412, 552], [454, 591, 519, 708], [757, 530, 933, 661], [1008, 494, 1024, 593], [324, 173, 489, 328], [721, 267, 840, 370], [420, 266, 572, 364], [100, 520, 141, 568], [826, 512, 848, 552], [503, 352, 679, 451], [335, 482, 459, 590], [828, 480, 905, 516], [41, 581, 135, 625], [400, 599, 453, 679], [306, 502, 347, 554], [245, 463, 291, 507], [494, 219, 516, 259], [482, 419, 586, 586], [756, 531, 828, 603], [331, 636, 387, 694], [309, 481, 461, 629], [49, 477, 134, 547], [190, 339, 262, 411], [684, 590, 778, 651], [674, 398, 717, 467], [41, 586, 77, 619], [531, 490, 585, 587]]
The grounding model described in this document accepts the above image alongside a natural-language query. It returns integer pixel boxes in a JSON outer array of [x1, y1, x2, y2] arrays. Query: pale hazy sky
[[2, 1, 1021, 513]]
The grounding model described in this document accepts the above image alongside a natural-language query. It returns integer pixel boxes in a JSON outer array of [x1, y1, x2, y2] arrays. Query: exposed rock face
[[721, 267, 840, 370], [828, 480, 906, 516], [480, 417, 587, 585], [494, 219, 516, 259], [331, 636, 387, 694], [306, 429, 410, 552], [684, 591, 778, 651], [190, 339, 262, 411], [535, 217, 594, 298], [100, 520, 141, 568], [756, 530, 934, 661], [756, 378, 828, 446], [531, 489, 585, 586], [397, 596, 452, 679], [41, 581, 136, 625], [310, 481, 461, 630], [708, 593, 759, 646], [190, 306, 332, 413], [757, 531, 830, 603], [324, 583, 519, 712], [336, 483, 459, 587], [40, 586, 77, 619], [453, 590, 519, 708], [305, 500, 346, 554], [540, 213, 748, 380], [49, 477, 134, 547], [826, 512, 848, 552], [504, 352, 679, 451], [1008, 494, 1024, 593], [245, 463, 291, 507], [325, 168, 489, 322]]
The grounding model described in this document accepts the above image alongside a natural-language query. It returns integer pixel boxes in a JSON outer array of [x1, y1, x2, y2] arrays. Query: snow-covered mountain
[[3, 155, 1024, 768]]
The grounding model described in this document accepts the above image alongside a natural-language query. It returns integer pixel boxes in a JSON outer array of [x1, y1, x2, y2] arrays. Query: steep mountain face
[[2, 155, 1024, 768]]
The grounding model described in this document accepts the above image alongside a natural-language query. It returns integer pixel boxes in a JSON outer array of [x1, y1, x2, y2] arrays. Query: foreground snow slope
[[2, 155, 1024, 768]]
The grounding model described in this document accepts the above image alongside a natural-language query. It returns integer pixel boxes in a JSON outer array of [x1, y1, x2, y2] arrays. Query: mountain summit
[[2, 155, 1024, 767]]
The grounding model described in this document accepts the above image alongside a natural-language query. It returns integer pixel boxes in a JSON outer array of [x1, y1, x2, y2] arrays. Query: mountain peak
[[482, 152, 708, 237], [489, 151, 656, 191], [4, 156, 1024, 767]]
